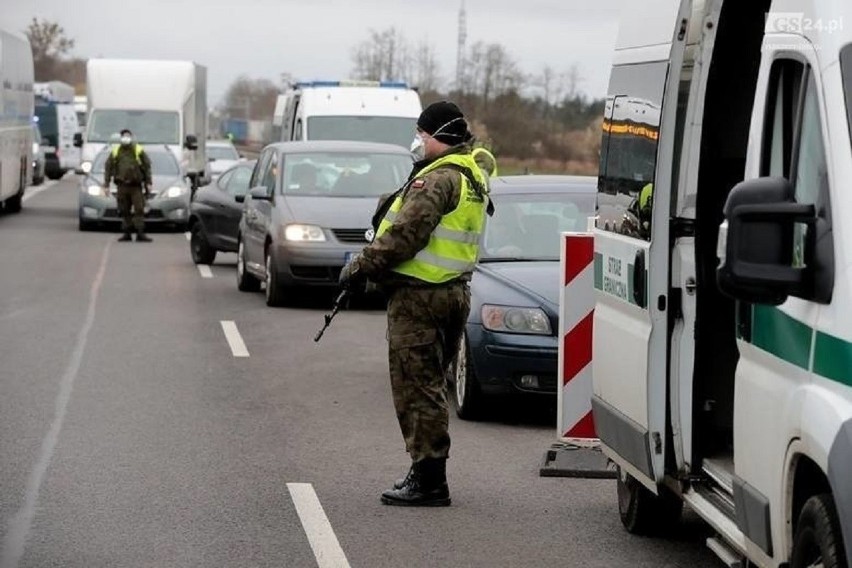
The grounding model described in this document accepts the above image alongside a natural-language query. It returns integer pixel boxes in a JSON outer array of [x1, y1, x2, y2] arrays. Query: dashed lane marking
[[287, 483, 351, 568], [220, 320, 249, 358], [197, 265, 213, 279]]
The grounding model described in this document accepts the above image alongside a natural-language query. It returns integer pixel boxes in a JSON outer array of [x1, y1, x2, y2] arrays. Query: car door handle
[[633, 249, 646, 308]]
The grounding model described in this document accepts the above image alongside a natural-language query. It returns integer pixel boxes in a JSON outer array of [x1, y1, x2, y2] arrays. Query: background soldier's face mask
[[120, 135, 132, 145]]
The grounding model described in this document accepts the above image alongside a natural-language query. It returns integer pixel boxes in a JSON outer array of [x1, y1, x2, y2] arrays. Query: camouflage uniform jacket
[[353, 144, 476, 288], [104, 145, 153, 187]]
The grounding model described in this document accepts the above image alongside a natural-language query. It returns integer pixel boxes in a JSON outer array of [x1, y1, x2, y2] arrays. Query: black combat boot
[[135, 233, 152, 243], [392, 463, 415, 490], [117, 232, 132, 242], [381, 458, 450, 507]]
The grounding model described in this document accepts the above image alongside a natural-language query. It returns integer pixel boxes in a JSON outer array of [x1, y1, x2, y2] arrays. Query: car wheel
[[32, 174, 44, 186], [265, 250, 286, 307], [46, 168, 63, 181], [78, 218, 93, 231], [190, 223, 217, 265], [236, 238, 260, 292], [616, 466, 683, 536], [791, 494, 846, 568], [450, 334, 484, 420]]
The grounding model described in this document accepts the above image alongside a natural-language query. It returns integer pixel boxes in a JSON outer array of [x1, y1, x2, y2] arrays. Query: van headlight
[[164, 186, 187, 198], [284, 224, 326, 242], [32, 142, 39, 154], [481, 305, 552, 335], [87, 185, 106, 196]]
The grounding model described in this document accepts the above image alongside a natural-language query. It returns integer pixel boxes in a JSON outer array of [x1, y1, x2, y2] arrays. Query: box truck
[[83, 59, 208, 185]]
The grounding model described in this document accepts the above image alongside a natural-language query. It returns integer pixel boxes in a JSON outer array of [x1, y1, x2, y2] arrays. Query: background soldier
[[339, 101, 490, 507], [103, 128, 153, 242]]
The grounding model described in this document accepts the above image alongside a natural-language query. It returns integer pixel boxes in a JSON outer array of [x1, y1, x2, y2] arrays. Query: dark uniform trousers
[[387, 281, 471, 462], [116, 184, 146, 234]]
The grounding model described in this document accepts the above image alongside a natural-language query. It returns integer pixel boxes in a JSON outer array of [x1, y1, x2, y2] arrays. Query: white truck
[[83, 59, 208, 185], [592, 0, 852, 566], [274, 80, 422, 149], [0, 30, 34, 212]]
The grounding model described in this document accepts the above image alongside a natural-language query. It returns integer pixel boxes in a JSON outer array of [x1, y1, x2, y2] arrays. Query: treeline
[[25, 18, 86, 89], [350, 27, 605, 171]]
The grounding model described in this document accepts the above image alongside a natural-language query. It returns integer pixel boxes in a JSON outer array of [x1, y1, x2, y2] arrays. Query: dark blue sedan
[[449, 175, 597, 419]]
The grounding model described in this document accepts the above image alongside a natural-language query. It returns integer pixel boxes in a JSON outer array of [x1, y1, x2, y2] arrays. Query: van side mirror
[[73, 133, 83, 148], [235, 193, 246, 203], [184, 134, 198, 150], [717, 177, 816, 305]]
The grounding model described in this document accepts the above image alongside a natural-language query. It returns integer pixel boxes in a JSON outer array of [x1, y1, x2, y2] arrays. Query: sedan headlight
[[87, 185, 106, 196], [165, 186, 187, 198], [284, 224, 326, 242], [481, 304, 552, 335]]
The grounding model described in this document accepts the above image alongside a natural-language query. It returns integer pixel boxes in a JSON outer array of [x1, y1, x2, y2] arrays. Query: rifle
[[314, 290, 349, 342]]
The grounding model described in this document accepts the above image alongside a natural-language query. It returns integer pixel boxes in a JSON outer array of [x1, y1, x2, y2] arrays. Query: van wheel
[[616, 467, 683, 536], [190, 223, 217, 265], [236, 239, 260, 292], [449, 334, 484, 420], [791, 494, 847, 568]]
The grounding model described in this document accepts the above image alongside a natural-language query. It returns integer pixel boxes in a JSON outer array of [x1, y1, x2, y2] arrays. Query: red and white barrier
[[557, 231, 597, 445]]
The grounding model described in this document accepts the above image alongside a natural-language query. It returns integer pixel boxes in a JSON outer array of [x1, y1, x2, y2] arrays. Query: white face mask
[[410, 133, 426, 161], [120, 136, 132, 145]]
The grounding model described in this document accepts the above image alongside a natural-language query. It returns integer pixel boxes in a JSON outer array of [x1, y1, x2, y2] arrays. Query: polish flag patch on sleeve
[[411, 179, 426, 189]]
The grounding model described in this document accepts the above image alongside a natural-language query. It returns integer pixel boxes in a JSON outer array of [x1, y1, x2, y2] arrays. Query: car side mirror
[[73, 133, 83, 148], [249, 186, 272, 201], [235, 194, 246, 203], [184, 134, 198, 150], [717, 177, 816, 305]]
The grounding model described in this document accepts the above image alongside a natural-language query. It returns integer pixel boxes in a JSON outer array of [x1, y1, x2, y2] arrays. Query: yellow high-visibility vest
[[472, 147, 498, 177], [111, 143, 143, 164], [376, 153, 489, 284]]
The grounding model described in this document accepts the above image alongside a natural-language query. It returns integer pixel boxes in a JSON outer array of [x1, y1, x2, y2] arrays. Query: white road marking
[[220, 321, 249, 358], [185, 231, 191, 241], [197, 265, 213, 279], [287, 483, 351, 568], [21, 180, 58, 203], [0, 241, 111, 568]]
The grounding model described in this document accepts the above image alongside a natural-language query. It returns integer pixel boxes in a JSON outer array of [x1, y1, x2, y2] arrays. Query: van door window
[[250, 150, 272, 189], [597, 62, 668, 241], [761, 60, 805, 177], [260, 151, 279, 196]]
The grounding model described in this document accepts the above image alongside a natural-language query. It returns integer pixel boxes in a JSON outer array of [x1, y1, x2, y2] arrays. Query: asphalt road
[[0, 178, 720, 567]]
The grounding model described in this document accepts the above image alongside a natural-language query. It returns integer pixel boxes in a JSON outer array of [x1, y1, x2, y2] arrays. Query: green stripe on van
[[751, 305, 813, 370], [814, 331, 852, 387]]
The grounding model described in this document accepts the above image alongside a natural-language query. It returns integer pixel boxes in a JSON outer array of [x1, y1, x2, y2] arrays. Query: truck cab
[[593, 1, 852, 566], [277, 80, 422, 149]]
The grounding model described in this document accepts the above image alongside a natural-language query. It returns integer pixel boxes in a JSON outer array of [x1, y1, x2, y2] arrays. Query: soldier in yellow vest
[[103, 129, 153, 242], [339, 101, 489, 507]]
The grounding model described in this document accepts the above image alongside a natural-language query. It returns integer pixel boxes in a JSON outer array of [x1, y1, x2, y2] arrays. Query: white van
[[34, 81, 82, 180], [592, 1, 852, 566], [276, 80, 422, 149]]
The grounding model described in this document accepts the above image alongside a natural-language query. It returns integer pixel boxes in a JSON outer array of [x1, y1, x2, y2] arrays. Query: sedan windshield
[[282, 152, 412, 197], [92, 150, 180, 177], [88, 110, 180, 144], [307, 116, 417, 149], [481, 191, 596, 261], [208, 145, 240, 160]]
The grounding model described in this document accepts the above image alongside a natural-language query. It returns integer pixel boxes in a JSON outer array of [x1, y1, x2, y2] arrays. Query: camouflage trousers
[[116, 185, 146, 233], [386, 282, 470, 462]]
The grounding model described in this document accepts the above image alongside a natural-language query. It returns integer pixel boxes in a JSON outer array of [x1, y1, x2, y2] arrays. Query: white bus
[[0, 30, 34, 213]]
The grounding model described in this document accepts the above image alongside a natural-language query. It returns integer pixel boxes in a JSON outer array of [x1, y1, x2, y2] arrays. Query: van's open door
[[592, 0, 692, 492]]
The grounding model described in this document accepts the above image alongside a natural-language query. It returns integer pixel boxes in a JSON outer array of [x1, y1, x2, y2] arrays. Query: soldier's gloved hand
[[339, 256, 365, 290]]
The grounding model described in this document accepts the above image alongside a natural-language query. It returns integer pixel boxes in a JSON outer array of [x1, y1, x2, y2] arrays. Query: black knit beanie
[[417, 101, 470, 145]]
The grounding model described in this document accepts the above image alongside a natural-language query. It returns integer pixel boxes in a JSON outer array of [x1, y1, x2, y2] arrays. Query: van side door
[[592, 0, 692, 491]]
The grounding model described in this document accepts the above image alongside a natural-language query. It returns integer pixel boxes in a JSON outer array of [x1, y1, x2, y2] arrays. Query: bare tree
[[224, 76, 279, 121], [351, 27, 409, 81], [465, 42, 522, 110], [411, 40, 441, 92], [25, 18, 76, 81]]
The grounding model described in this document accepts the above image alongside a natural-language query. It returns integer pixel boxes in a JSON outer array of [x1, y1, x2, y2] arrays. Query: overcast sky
[[3, 0, 623, 106]]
